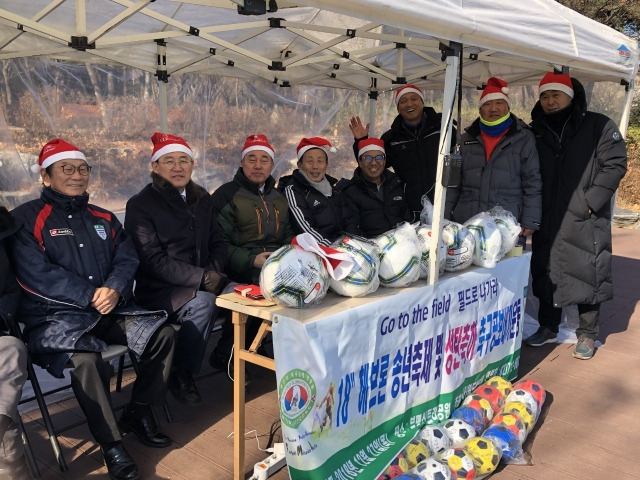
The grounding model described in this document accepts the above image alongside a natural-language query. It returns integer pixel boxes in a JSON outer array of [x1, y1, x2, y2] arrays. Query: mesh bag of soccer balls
[[420, 195, 521, 272], [378, 376, 546, 480]]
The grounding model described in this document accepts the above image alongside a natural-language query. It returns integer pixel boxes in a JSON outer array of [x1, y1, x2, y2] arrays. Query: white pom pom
[[329, 146, 337, 153], [30, 163, 41, 174], [502, 86, 509, 94]]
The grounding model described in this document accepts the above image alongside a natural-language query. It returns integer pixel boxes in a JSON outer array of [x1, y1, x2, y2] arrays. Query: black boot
[[119, 403, 172, 448], [101, 443, 140, 480], [168, 368, 202, 406]]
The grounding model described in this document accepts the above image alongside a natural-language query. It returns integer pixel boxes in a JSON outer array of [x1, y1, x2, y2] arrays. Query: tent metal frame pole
[[159, 81, 168, 133], [429, 42, 460, 285]]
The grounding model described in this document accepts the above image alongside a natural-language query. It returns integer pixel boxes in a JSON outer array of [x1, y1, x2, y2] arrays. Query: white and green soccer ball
[[259, 245, 329, 308], [487, 205, 521, 258], [464, 212, 503, 268], [329, 237, 380, 297], [374, 223, 421, 287], [441, 221, 475, 272]]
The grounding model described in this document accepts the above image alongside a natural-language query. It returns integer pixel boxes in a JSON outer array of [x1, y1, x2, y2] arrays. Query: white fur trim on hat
[[152, 144, 194, 163], [242, 145, 274, 160], [539, 82, 574, 98], [33, 150, 87, 173]]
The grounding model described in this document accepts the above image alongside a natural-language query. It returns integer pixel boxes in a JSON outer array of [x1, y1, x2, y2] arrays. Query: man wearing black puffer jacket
[[349, 84, 452, 215], [525, 72, 627, 361], [340, 138, 413, 238]]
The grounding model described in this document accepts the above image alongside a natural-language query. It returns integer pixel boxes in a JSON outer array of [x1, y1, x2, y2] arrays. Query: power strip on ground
[[249, 443, 287, 480]]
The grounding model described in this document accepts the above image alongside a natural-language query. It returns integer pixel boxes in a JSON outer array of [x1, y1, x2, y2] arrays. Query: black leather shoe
[[208, 347, 230, 371], [119, 404, 172, 448], [168, 369, 202, 406], [101, 443, 140, 480]]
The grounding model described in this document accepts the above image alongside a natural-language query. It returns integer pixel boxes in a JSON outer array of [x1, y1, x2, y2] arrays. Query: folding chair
[[19, 343, 139, 472]]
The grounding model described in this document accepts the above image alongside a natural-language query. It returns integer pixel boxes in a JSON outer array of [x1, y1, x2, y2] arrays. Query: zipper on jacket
[[258, 193, 270, 234], [274, 206, 280, 234], [254, 207, 263, 235]]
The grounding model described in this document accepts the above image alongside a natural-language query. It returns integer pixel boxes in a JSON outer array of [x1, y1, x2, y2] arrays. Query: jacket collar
[[41, 186, 89, 213], [233, 167, 276, 195], [150, 172, 208, 209]]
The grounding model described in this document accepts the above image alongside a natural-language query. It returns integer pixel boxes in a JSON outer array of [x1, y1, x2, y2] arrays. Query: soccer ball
[[487, 206, 521, 258], [463, 437, 501, 476], [404, 439, 431, 468], [485, 376, 513, 397], [440, 447, 476, 480], [505, 389, 539, 419], [482, 425, 521, 463], [490, 413, 526, 443], [473, 384, 505, 414], [451, 407, 484, 436], [441, 221, 475, 272], [259, 245, 329, 307], [415, 225, 446, 280], [386, 453, 410, 478], [375, 224, 421, 287], [463, 213, 502, 268], [513, 379, 546, 408], [414, 459, 452, 480], [502, 401, 535, 433], [329, 237, 380, 297], [462, 395, 494, 426], [443, 419, 476, 446], [419, 425, 453, 457]]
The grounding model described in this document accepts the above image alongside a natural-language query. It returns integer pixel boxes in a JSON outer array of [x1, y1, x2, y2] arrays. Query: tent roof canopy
[[0, 0, 637, 94]]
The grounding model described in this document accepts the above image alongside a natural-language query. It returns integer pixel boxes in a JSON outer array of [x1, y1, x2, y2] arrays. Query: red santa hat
[[538, 72, 574, 98], [241, 134, 274, 160], [32, 138, 87, 173], [479, 77, 510, 107], [296, 137, 337, 161], [151, 132, 193, 163], [357, 137, 385, 158], [394, 84, 424, 106]]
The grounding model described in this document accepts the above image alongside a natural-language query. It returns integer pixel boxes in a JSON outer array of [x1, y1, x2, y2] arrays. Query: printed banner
[[272, 254, 530, 480]]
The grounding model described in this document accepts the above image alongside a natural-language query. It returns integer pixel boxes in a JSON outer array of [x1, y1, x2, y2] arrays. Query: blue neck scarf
[[479, 113, 512, 137]]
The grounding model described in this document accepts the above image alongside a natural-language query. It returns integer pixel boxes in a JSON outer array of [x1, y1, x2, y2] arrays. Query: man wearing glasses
[[125, 133, 229, 406], [9, 138, 176, 480], [340, 137, 412, 238]]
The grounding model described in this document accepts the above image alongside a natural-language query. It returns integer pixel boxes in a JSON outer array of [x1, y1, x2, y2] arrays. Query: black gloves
[[200, 270, 230, 295]]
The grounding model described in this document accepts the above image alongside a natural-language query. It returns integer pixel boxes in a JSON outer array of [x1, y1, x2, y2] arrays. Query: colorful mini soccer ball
[[482, 425, 521, 463], [259, 245, 329, 307], [485, 376, 512, 397], [404, 439, 431, 468], [505, 389, 539, 420], [414, 458, 452, 480], [513, 379, 546, 407], [491, 413, 526, 443], [463, 437, 501, 476], [451, 407, 484, 436], [473, 384, 505, 414], [419, 425, 453, 457], [385, 453, 410, 478], [502, 401, 535, 433], [443, 419, 476, 446], [462, 394, 494, 425], [440, 447, 477, 480]]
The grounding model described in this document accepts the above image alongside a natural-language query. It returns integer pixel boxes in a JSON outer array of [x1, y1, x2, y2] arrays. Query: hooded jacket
[[445, 114, 542, 230], [125, 173, 227, 315], [339, 168, 413, 238], [283, 170, 342, 246], [211, 167, 295, 283], [10, 187, 166, 377], [0, 206, 21, 335], [530, 78, 627, 307]]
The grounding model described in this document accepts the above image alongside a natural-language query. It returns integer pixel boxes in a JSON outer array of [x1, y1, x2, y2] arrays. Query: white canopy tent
[[0, 0, 637, 281]]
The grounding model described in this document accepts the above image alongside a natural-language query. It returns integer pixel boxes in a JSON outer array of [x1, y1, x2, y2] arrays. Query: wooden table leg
[[233, 311, 247, 480]]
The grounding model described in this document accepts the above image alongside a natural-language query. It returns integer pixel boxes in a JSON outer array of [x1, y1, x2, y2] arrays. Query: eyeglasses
[[361, 154, 385, 163], [158, 159, 192, 168], [58, 164, 92, 176]]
